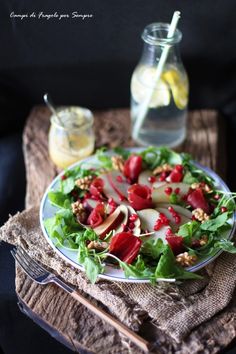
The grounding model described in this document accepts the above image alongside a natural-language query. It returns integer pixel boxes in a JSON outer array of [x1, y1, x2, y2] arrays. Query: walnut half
[[87, 241, 108, 252], [153, 163, 172, 175], [111, 155, 125, 172], [75, 175, 94, 190], [176, 252, 198, 267], [192, 208, 210, 222], [71, 201, 87, 223]]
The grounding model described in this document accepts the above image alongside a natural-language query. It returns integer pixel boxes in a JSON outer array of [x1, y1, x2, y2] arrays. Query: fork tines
[[11, 246, 47, 279]]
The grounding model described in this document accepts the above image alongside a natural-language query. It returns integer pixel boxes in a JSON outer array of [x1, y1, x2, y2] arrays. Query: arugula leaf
[[213, 192, 236, 217], [48, 191, 71, 208], [113, 147, 131, 160], [83, 257, 103, 284], [213, 239, 236, 254], [178, 221, 201, 246], [166, 149, 183, 165], [201, 213, 229, 231], [155, 245, 202, 280], [178, 221, 200, 238], [141, 239, 165, 260], [183, 171, 198, 185], [169, 193, 179, 204], [139, 146, 183, 169], [64, 164, 95, 180], [96, 148, 113, 169], [61, 177, 75, 194], [118, 256, 153, 279], [44, 209, 82, 245]]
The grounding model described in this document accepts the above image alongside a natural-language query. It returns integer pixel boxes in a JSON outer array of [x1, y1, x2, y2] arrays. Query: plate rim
[[39, 148, 236, 283]]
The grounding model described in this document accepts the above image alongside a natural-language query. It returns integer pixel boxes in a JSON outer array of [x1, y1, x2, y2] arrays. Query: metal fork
[[11, 246, 149, 352]]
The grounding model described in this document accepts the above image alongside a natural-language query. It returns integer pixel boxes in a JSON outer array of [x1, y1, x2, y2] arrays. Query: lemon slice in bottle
[[162, 68, 188, 109], [131, 66, 170, 108]]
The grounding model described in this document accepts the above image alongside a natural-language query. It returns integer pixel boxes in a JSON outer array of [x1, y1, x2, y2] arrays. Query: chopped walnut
[[192, 208, 210, 222], [176, 252, 198, 267], [87, 241, 108, 251], [75, 175, 94, 190], [153, 164, 172, 175], [191, 182, 201, 190], [71, 201, 87, 223], [191, 182, 213, 193], [199, 235, 208, 246], [191, 235, 208, 248], [111, 155, 125, 172], [204, 184, 213, 193]]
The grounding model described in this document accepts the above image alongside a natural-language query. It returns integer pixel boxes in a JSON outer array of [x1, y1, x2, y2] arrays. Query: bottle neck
[[140, 42, 181, 67]]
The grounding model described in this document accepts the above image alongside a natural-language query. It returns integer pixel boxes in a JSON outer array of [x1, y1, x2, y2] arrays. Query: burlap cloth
[[1, 108, 236, 353], [1, 203, 236, 352]]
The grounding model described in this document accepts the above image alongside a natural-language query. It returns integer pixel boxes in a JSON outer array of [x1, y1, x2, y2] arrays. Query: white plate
[[40, 149, 236, 283]]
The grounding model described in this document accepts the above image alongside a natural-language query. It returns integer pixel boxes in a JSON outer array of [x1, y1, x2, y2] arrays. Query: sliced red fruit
[[128, 184, 153, 210], [221, 206, 228, 213], [93, 205, 126, 239], [166, 235, 184, 255], [89, 177, 104, 198], [112, 205, 129, 233], [87, 203, 105, 227], [123, 155, 142, 183], [167, 165, 183, 183], [187, 188, 210, 214], [109, 232, 142, 264]]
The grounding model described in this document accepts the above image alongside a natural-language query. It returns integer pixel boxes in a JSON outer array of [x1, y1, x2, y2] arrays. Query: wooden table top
[[15, 107, 233, 354]]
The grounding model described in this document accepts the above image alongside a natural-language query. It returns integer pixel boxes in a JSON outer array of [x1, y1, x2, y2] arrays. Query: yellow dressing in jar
[[48, 107, 95, 169]]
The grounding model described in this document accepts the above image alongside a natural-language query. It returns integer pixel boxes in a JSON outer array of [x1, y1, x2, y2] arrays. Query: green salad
[[44, 147, 236, 283]]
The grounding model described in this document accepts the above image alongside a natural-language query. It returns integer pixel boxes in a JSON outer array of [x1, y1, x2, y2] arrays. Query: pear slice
[[93, 205, 127, 239], [109, 171, 129, 198], [83, 198, 101, 210], [152, 181, 167, 189], [114, 205, 129, 233], [100, 171, 129, 204], [156, 203, 192, 219], [156, 207, 191, 233], [137, 209, 169, 244], [100, 174, 121, 204], [152, 182, 190, 204], [138, 170, 152, 185]]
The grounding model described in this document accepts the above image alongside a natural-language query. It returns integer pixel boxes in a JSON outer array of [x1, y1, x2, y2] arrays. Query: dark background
[[0, 1, 236, 353]]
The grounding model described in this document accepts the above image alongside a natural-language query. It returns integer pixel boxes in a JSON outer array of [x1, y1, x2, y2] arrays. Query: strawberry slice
[[187, 188, 210, 214]]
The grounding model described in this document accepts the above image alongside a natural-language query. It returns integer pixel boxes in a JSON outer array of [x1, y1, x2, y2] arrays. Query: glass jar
[[48, 106, 95, 169], [131, 23, 189, 147]]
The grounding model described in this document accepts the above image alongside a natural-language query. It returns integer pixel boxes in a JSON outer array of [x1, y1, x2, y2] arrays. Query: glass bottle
[[131, 23, 189, 147]]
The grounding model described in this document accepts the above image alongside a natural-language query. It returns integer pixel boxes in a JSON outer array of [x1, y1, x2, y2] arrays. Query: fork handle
[[53, 278, 149, 352]]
